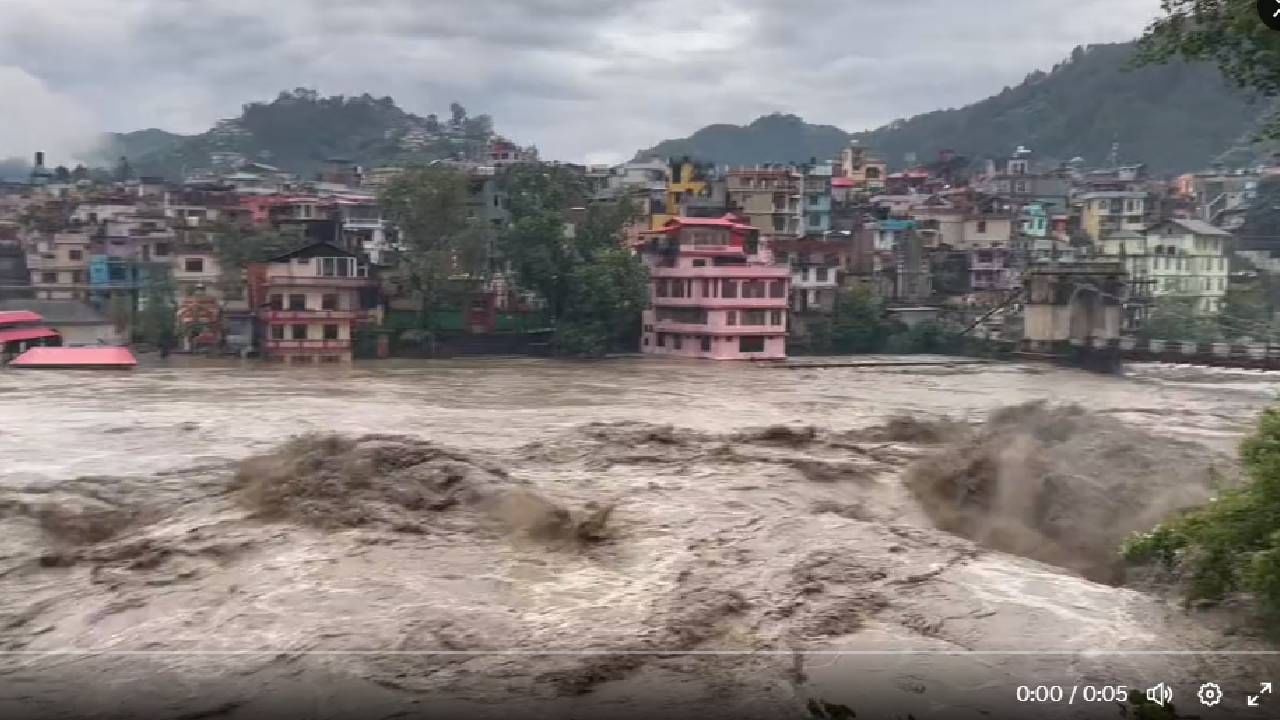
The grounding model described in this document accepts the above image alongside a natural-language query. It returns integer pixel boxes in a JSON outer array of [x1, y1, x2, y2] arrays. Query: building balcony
[[265, 339, 353, 350], [652, 320, 784, 336], [266, 274, 371, 287], [648, 265, 791, 280], [260, 309, 367, 321], [652, 295, 789, 309]]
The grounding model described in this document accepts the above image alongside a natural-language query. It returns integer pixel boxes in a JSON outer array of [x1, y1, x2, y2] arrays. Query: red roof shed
[[10, 347, 138, 369]]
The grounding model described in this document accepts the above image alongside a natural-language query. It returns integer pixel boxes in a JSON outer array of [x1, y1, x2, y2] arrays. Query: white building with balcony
[[250, 241, 373, 363]]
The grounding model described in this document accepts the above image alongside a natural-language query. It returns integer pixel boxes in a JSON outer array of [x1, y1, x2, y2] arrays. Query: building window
[[815, 268, 829, 282], [977, 220, 987, 234], [322, 293, 339, 311], [741, 310, 768, 325], [270, 294, 283, 310], [656, 333, 666, 347], [692, 259, 707, 267], [69, 250, 82, 261], [185, 258, 204, 273], [809, 213, 821, 226], [673, 334, 683, 350], [701, 336, 711, 352], [655, 279, 668, 297], [722, 280, 738, 298], [271, 325, 284, 340], [655, 307, 708, 324], [742, 281, 767, 299], [319, 257, 358, 277], [739, 336, 765, 353], [291, 324, 308, 340], [670, 280, 686, 298], [770, 310, 783, 326], [323, 324, 339, 340], [769, 280, 786, 297], [288, 294, 307, 311], [154, 243, 170, 256], [726, 310, 737, 326], [41, 272, 56, 284]]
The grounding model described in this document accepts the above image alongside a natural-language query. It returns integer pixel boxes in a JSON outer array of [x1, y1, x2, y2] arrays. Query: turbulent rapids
[[1, 359, 1278, 718]]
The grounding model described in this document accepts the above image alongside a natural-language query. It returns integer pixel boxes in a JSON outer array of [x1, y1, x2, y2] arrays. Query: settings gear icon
[[1198, 682, 1225, 707]]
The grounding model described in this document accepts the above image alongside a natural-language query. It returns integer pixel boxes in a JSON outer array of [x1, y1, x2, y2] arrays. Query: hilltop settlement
[[2, 110, 1278, 364]]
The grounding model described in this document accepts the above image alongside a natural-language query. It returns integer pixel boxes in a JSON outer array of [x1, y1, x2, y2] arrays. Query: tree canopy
[[379, 166, 492, 331], [498, 165, 647, 355], [1137, 0, 1280, 137]]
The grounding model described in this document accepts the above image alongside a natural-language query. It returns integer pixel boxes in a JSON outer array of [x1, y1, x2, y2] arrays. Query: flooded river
[[1, 358, 1278, 720]]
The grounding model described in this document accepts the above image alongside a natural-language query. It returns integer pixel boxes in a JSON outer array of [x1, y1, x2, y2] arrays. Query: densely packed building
[[2, 133, 1276, 363]]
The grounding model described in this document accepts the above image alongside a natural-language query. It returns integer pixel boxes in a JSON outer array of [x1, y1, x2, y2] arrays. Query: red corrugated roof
[[831, 178, 855, 187], [0, 327, 60, 343], [0, 311, 44, 327], [10, 347, 137, 368], [661, 214, 756, 232]]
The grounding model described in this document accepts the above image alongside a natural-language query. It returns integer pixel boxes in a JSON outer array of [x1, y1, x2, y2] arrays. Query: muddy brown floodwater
[[2, 357, 1279, 720]]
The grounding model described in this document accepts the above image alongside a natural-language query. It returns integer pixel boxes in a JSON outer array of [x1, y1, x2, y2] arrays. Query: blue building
[[802, 163, 833, 235]]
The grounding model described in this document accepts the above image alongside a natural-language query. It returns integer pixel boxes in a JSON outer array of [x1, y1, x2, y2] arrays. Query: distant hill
[[635, 114, 851, 168], [102, 89, 501, 180], [90, 128, 187, 168], [634, 42, 1266, 175]]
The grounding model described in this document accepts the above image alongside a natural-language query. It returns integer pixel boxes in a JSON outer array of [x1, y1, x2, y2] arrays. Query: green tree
[[1219, 279, 1280, 341], [497, 165, 647, 355], [554, 247, 649, 356], [379, 166, 490, 335], [1124, 406, 1280, 626], [108, 292, 133, 335], [137, 276, 177, 353], [1136, 296, 1223, 342], [827, 287, 897, 353], [1137, 0, 1280, 137]]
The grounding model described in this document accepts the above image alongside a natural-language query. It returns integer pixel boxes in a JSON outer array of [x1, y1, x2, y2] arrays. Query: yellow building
[[651, 160, 709, 230], [838, 143, 887, 193], [1078, 191, 1147, 242]]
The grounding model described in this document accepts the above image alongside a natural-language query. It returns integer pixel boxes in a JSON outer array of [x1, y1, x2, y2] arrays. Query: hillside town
[[0, 137, 1275, 364]]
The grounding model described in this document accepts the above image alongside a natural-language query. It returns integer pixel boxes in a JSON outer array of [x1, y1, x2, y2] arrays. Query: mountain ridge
[[634, 42, 1265, 175], [94, 89, 502, 180]]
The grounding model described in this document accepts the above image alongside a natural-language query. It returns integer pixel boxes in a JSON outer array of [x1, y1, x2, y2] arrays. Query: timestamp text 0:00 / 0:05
[[1016, 686, 1130, 704]]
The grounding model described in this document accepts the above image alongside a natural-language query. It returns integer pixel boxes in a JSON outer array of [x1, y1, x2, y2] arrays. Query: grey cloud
[[0, 0, 1162, 164]]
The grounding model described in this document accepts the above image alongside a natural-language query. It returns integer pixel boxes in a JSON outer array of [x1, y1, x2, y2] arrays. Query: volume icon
[[1146, 682, 1174, 707]]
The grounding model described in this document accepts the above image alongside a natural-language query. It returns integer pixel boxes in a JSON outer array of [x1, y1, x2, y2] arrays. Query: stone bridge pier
[[1021, 260, 1128, 372]]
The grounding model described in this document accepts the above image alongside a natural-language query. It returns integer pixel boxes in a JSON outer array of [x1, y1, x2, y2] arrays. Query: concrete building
[[1078, 190, 1148, 242], [248, 241, 374, 363], [1096, 218, 1231, 316], [27, 232, 91, 300], [802, 163, 834, 235], [639, 216, 790, 360], [850, 220, 931, 303], [837, 143, 887, 193], [651, 160, 712, 230], [772, 236, 849, 314], [726, 167, 803, 237]]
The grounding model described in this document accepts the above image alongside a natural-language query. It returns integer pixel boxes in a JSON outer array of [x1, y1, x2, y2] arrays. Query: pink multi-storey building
[[639, 215, 790, 360]]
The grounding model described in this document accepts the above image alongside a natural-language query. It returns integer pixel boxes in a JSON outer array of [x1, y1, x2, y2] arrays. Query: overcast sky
[[0, 0, 1162, 166]]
